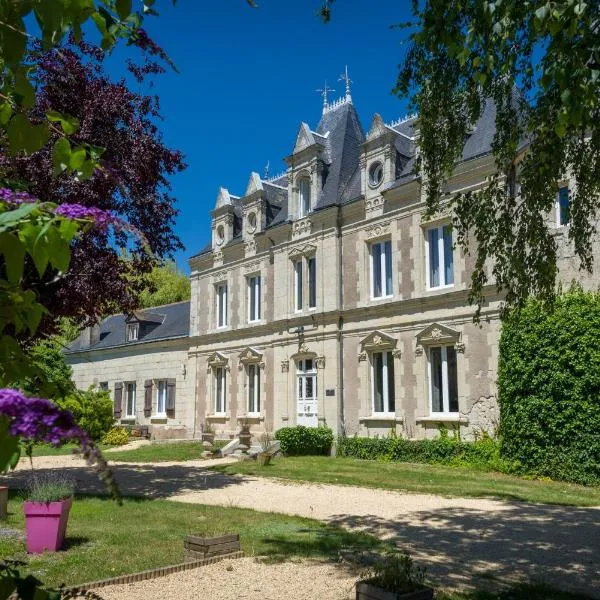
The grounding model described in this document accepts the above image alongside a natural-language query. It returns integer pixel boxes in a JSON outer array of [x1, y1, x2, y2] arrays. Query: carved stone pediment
[[288, 243, 317, 259], [360, 330, 397, 352], [206, 351, 229, 373], [290, 342, 317, 361], [364, 220, 391, 239], [292, 218, 313, 239], [238, 346, 263, 366], [416, 323, 460, 346]]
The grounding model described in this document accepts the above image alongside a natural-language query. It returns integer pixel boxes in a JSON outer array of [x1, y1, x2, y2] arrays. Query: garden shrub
[[337, 431, 515, 473], [275, 426, 334, 456], [55, 387, 114, 441], [102, 426, 130, 447], [498, 286, 600, 485]]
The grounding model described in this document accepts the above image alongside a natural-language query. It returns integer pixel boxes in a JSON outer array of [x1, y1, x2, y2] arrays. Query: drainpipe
[[336, 207, 345, 437]]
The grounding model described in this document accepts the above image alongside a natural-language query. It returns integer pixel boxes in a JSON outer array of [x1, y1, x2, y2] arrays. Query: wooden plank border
[[66, 551, 244, 592]]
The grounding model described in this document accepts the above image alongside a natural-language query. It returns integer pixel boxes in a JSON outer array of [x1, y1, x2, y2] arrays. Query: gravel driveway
[[5, 454, 600, 598]]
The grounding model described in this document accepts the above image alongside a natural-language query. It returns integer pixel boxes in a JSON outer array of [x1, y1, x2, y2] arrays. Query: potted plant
[[23, 472, 75, 554], [238, 417, 252, 449], [257, 432, 273, 466], [201, 421, 215, 444], [356, 550, 433, 600]]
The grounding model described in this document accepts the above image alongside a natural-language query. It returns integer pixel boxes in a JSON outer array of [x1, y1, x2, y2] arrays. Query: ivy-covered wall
[[498, 286, 600, 485]]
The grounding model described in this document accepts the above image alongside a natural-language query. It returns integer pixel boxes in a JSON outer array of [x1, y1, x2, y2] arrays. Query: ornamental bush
[[337, 431, 515, 473], [55, 387, 114, 441], [275, 426, 334, 456], [102, 426, 130, 447], [498, 286, 600, 485]]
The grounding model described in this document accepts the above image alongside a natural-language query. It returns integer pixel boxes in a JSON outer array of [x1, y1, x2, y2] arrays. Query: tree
[[137, 260, 191, 308], [394, 1, 600, 315], [1, 42, 185, 336]]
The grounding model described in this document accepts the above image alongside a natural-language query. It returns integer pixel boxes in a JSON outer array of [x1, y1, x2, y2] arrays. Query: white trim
[[428, 345, 458, 415], [216, 282, 228, 328], [425, 225, 454, 291], [125, 381, 136, 417], [247, 274, 261, 323], [370, 240, 393, 300], [155, 379, 167, 417], [247, 363, 261, 415], [371, 351, 394, 414], [214, 367, 227, 415], [294, 260, 303, 312]]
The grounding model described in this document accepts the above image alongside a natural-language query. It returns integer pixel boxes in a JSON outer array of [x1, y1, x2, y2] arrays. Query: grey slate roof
[[66, 301, 190, 353], [192, 98, 499, 256]]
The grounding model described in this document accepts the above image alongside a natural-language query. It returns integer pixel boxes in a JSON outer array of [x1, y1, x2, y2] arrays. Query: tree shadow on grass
[[327, 503, 600, 599], [2, 462, 246, 499]]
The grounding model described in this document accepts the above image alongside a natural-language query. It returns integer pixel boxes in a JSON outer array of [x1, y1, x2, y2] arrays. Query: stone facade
[[67, 93, 598, 442]]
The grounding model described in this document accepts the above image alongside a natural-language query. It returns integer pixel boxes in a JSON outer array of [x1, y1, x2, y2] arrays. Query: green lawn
[[214, 456, 600, 507], [30, 443, 108, 457], [438, 585, 594, 600], [0, 492, 387, 588], [107, 440, 227, 462]]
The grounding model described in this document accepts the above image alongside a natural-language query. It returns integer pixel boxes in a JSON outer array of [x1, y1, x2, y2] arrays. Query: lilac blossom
[[0, 389, 121, 502], [54, 203, 116, 229], [0, 188, 37, 204]]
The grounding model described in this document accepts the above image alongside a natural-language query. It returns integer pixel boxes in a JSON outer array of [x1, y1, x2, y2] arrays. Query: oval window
[[247, 212, 257, 233], [368, 161, 384, 187], [216, 225, 225, 245]]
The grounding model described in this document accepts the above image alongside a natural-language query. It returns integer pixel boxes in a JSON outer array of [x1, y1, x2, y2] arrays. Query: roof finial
[[339, 65, 352, 102], [316, 80, 335, 115], [264, 160, 270, 180]]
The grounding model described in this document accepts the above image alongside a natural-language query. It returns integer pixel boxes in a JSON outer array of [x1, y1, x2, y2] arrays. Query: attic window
[[216, 225, 225, 245], [298, 177, 311, 218], [126, 323, 139, 342], [368, 162, 384, 188], [247, 212, 257, 233]]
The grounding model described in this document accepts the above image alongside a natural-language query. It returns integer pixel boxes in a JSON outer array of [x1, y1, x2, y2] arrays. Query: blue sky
[[108, 1, 415, 272]]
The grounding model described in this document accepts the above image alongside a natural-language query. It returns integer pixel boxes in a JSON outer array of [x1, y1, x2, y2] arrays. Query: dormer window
[[298, 177, 311, 218], [368, 161, 384, 188], [126, 323, 139, 342]]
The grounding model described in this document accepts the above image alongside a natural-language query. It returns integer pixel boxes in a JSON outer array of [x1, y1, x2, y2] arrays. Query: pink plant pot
[[24, 497, 72, 554]]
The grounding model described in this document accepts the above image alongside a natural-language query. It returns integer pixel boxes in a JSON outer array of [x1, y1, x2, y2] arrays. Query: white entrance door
[[297, 358, 318, 427]]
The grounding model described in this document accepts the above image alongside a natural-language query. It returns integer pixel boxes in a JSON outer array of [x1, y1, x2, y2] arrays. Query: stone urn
[[238, 422, 252, 449]]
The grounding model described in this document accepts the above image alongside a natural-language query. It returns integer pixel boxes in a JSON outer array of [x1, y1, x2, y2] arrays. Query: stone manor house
[[66, 85, 591, 441]]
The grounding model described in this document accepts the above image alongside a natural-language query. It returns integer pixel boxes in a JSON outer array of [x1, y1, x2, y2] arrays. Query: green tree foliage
[[393, 1, 600, 314], [275, 426, 334, 456], [498, 286, 600, 485], [55, 387, 114, 441], [137, 261, 190, 308]]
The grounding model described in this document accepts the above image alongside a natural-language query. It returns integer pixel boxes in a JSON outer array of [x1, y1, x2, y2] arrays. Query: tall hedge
[[498, 286, 600, 485]]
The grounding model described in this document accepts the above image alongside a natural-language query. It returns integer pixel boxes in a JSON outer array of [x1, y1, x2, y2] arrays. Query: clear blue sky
[[108, 1, 415, 273]]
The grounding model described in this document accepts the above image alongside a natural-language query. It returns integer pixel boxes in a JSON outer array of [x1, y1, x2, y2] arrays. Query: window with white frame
[[426, 225, 454, 289], [308, 257, 316, 309], [429, 345, 458, 414], [370, 240, 393, 298], [248, 275, 261, 322], [298, 177, 311, 218], [214, 367, 226, 414], [557, 186, 570, 227], [294, 260, 303, 312], [372, 351, 395, 414], [156, 380, 167, 416], [247, 364, 261, 414], [125, 382, 136, 417], [126, 322, 139, 341], [216, 282, 228, 328]]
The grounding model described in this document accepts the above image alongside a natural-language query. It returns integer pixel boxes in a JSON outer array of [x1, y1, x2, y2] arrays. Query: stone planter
[[0, 486, 8, 520], [356, 582, 434, 600], [238, 432, 252, 448], [24, 496, 72, 553], [184, 533, 241, 562], [257, 452, 272, 466], [201, 432, 215, 445]]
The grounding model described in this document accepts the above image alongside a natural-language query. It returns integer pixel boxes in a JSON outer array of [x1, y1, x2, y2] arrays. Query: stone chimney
[[80, 323, 100, 348]]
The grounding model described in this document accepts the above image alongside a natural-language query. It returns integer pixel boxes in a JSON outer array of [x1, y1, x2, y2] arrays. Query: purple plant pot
[[24, 497, 72, 553]]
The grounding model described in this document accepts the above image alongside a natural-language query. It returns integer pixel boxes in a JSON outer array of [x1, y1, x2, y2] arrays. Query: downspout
[[337, 206, 345, 437]]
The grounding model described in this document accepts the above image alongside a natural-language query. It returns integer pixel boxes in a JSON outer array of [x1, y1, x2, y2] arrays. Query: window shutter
[[144, 380, 153, 417], [166, 378, 176, 412], [113, 382, 123, 418]]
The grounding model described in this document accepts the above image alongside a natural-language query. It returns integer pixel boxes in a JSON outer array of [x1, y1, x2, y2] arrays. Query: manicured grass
[[438, 584, 595, 600], [0, 492, 386, 588], [107, 440, 227, 462], [30, 443, 108, 457], [214, 456, 600, 507]]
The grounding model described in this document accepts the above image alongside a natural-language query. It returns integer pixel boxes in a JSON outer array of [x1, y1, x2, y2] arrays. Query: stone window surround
[[206, 351, 230, 419], [289, 245, 317, 314], [238, 347, 265, 418], [423, 221, 454, 292]]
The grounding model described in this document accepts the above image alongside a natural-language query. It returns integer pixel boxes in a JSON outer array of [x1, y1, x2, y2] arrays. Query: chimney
[[80, 323, 100, 348]]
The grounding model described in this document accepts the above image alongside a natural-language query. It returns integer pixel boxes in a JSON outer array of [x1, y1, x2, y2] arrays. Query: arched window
[[298, 178, 311, 218]]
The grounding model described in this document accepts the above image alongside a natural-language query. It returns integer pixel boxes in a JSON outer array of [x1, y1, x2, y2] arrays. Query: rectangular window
[[557, 186, 570, 226], [371, 240, 393, 298], [126, 382, 136, 417], [427, 225, 454, 289], [126, 323, 138, 341], [216, 283, 228, 328], [215, 367, 226, 414], [156, 380, 167, 415], [429, 346, 458, 414], [99, 381, 108, 391], [248, 275, 261, 322], [308, 257, 316, 309], [372, 351, 395, 414], [294, 260, 303, 312], [248, 364, 261, 414]]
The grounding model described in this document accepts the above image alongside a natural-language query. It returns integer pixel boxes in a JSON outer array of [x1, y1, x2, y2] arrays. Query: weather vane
[[339, 65, 352, 101], [316, 80, 335, 111]]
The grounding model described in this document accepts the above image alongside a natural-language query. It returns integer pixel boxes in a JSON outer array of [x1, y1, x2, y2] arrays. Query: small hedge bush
[[102, 426, 130, 446], [337, 431, 516, 472], [275, 426, 334, 456], [499, 286, 600, 485], [55, 386, 114, 441]]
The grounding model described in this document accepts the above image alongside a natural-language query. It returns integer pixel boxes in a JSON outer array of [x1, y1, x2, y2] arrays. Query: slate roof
[[65, 301, 190, 353], [192, 98, 499, 257]]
